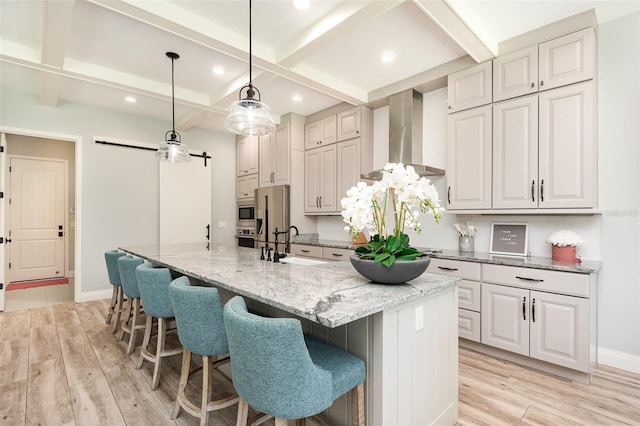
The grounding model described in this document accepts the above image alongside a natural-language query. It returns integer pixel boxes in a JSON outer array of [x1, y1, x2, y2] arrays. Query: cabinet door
[[305, 121, 321, 150], [337, 108, 361, 141], [447, 61, 492, 113], [529, 291, 589, 372], [273, 123, 290, 186], [237, 136, 259, 176], [319, 144, 337, 212], [237, 174, 258, 199], [492, 95, 539, 209], [539, 28, 595, 91], [538, 81, 594, 208], [493, 45, 539, 101], [305, 116, 337, 150], [258, 131, 275, 186], [336, 139, 360, 206], [481, 283, 529, 356], [447, 105, 492, 210], [304, 148, 322, 212]]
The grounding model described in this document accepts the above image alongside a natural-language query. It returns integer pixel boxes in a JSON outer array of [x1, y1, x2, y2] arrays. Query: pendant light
[[156, 51, 191, 162], [225, 0, 276, 136]]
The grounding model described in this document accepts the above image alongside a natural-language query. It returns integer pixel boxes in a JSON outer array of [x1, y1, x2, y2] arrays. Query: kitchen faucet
[[272, 226, 299, 262]]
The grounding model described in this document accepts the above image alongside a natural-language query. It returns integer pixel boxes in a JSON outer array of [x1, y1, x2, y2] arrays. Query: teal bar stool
[[104, 250, 126, 333], [135, 263, 182, 390], [169, 276, 239, 426], [117, 255, 146, 355], [223, 296, 366, 426]]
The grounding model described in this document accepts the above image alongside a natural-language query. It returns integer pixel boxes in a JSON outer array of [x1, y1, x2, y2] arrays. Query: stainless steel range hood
[[362, 89, 445, 180]]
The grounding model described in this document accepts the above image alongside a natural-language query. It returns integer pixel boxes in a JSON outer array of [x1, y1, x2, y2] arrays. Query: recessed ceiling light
[[125, 96, 137, 103], [290, 0, 310, 11], [212, 65, 225, 75], [292, 94, 302, 102], [380, 52, 395, 63]]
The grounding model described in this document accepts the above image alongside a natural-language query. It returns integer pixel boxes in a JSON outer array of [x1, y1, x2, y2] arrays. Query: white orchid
[[341, 163, 443, 266]]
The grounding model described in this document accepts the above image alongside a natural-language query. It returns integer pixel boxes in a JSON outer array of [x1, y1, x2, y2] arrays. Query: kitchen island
[[119, 243, 459, 426]]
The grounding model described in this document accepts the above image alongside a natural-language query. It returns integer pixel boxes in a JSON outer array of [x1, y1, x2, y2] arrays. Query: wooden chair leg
[[294, 418, 306, 426], [150, 317, 167, 390], [106, 285, 118, 324], [200, 355, 213, 426], [275, 418, 288, 426], [112, 286, 124, 334], [172, 348, 191, 420], [351, 383, 365, 426], [126, 298, 141, 355], [236, 397, 249, 426], [136, 315, 153, 370], [118, 296, 133, 340]]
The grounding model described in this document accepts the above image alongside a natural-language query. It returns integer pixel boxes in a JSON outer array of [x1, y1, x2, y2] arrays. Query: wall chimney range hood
[[362, 89, 445, 180]]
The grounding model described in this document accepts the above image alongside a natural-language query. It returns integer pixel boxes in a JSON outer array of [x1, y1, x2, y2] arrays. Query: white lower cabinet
[[482, 271, 591, 373], [290, 244, 352, 261]]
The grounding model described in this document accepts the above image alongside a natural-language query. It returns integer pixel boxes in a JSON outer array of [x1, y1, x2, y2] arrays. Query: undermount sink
[[279, 257, 327, 266]]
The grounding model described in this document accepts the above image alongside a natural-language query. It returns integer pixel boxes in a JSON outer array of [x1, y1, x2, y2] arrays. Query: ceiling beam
[[413, 0, 496, 63]]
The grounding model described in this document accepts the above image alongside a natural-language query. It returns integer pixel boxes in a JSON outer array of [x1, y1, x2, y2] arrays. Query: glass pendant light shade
[[157, 51, 191, 162], [225, 0, 276, 137], [225, 88, 276, 136], [156, 131, 191, 162]]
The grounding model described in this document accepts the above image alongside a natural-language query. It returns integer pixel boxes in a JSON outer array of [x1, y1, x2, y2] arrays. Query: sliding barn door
[[0, 134, 6, 310], [159, 158, 212, 245]]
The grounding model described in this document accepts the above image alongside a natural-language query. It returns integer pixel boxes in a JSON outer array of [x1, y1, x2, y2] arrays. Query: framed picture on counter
[[490, 223, 528, 256]]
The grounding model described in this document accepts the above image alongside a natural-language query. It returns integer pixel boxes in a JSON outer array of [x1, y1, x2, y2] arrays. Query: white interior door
[[0, 134, 7, 310], [9, 157, 66, 282], [159, 158, 212, 245]]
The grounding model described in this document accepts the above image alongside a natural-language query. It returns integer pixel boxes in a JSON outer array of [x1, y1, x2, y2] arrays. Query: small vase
[[350, 255, 431, 285]]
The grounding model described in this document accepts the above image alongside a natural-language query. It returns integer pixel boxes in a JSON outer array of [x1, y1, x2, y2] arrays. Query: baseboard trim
[[598, 347, 640, 374], [77, 288, 112, 303]]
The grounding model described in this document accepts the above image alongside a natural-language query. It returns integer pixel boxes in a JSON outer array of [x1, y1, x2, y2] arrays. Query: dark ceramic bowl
[[349, 254, 431, 285]]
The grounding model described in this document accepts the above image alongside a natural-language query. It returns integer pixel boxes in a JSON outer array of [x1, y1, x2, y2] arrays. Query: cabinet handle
[[356, 130, 359, 134], [319, 196, 322, 207], [448, 105, 451, 110], [531, 82, 535, 88], [531, 180, 535, 202], [301, 249, 311, 253], [447, 186, 451, 204], [523, 296, 527, 320], [316, 196, 319, 208], [331, 253, 343, 257], [516, 276, 544, 282], [540, 179, 544, 202], [437, 266, 459, 271], [532, 298, 536, 322], [540, 80, 544, 87]]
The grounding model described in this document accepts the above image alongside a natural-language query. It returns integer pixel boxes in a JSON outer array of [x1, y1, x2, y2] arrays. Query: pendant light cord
[[248, 0, 253, 90], [171, 54, 176, 136]]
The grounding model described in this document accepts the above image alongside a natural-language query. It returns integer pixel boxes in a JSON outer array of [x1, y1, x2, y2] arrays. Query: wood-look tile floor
[[1, 299, 639, 426]]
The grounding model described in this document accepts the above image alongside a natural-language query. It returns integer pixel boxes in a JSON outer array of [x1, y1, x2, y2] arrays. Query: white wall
[[319, 12, 640, 368], [0, 88, 236, 298]]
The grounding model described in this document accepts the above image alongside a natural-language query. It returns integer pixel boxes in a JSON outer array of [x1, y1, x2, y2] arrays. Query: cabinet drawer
[[428, 258, 481, 281], [290, 244, 322, 259], [458, 280, 481, 312], [482, 264, 589, 298], [323, 247, 353, 261], [458, 309, 480, 342]]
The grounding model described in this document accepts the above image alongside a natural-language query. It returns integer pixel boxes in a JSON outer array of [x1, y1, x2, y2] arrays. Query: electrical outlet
[[218, 221, 227, 228], [415, 305, 424, 331]]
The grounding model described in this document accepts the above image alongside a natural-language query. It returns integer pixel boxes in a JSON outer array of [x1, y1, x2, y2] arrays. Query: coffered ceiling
[[1, 0, 637, 134]]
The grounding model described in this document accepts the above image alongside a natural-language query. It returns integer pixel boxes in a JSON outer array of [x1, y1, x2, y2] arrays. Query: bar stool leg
[[126, 298, 141, 355], [173, 348, 192, 420], [201, 355, 213, 426], [136, 315, 153, 370], [112, 287, 124, 334], [150, 317, 167, 390], [236, 398, 249, 426], [118, 296, 134, 340], [106, 286, 118, 324], [351, 383, 365, 426]]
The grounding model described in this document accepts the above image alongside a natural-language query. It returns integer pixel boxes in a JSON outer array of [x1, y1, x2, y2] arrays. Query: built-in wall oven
[[236, 227, 256, 248]]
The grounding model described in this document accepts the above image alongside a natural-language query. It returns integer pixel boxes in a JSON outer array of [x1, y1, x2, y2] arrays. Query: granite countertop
[[118, 243, 458, 328], [290, 237, 602, 274]]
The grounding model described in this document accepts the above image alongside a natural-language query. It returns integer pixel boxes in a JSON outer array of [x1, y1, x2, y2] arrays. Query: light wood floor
[[3, 280, 75, 312], [1, 299, 639, 426]]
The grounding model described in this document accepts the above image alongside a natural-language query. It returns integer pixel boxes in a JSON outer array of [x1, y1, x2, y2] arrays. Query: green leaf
[[381, 254, 396, 267], [385, 235, 403, 254], [374, 252, 391, 264]]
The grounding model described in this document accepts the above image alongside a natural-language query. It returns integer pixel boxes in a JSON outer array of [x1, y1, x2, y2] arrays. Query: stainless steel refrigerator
[[255, 185, 290, 250]]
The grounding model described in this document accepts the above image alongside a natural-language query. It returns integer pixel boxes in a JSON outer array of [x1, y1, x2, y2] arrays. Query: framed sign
[[490, 223, 529, 256]]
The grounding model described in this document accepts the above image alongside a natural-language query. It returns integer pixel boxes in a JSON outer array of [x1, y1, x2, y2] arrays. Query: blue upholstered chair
[[117, 255, 146, 355], [169, 276, 239, 425], [223, 296, 366, 426], [135, 263, 182, 390], [104, 250, 126, 333]]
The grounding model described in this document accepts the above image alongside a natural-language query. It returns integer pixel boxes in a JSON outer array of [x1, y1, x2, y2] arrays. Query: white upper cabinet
[[236, 135, 259, 176], [304, 115, 337, 150], [446, 105, 493, 210], [493, 46, 539, 102], [492, 95, 539, 209], [538, 81, 595, 208], [447, 61, 492, 113], [539, 28, 595, 91], [493, 28, 595, 102], [237, 174, 258, 200], [259, 123, 290, 187], [304, 144, 337, 213], [337, 108, 361, 141]]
